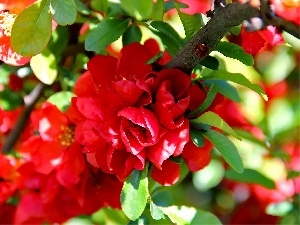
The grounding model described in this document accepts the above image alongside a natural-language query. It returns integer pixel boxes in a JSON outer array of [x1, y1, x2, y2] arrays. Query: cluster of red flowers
[[0, 103, 122, 224], [67, 39, 225, 186]]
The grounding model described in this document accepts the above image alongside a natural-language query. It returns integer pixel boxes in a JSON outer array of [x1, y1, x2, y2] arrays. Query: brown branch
[[2, 83, 46, 154], [164, 1, 299, 73]]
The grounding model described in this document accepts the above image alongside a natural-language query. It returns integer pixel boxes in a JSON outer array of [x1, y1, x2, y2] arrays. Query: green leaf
[[91, 207, 128, 225], [204, 70, 268, 100], [225, 168, 276, 189], [150, 0, 164, 20], [192, 111, 241, 140], [189, 82, 218, 116], [122, 24, 142, 46], [159, 205, 222, 225], [164, 0, 188, 12], [85, 18, 129, 52], [91, 0, 108, 13], [233, 128, 266, 147], [150, 21, 183, 56], [266, 201, 293, 216], [30, 49, 57, 85], [287, 170, 300, 179], [47, 91, 75, 112], [11, 0, 52, 57], [128, 215, 150, 225], [203, 80, 241, 102], [50, 0, 76, 25], [121, 0, 153, 20], [48, 26, 69, 60], [193, 160, 225, 191], [121, 169, 149, 221], [150, 201, 165, 220], [216, 41, 254, 66], [200, 56, 219, 70], [203, 129, 244, 173], [74, 0, 91, 15], [146, 52, 164, 64], [190, 128, 205, 147], [176, 6, 203, 40], [0, 88, 23, 110]]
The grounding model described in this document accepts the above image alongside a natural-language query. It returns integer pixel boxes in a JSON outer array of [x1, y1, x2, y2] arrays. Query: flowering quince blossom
[[0, 0, 34, 66], [272, 0, 300, 25], [0, 102, 123, 224], [67, 39, 223, 186], [228, 26, 284, 55]]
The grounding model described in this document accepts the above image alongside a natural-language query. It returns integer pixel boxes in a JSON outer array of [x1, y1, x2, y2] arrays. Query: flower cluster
[[0, 103, 122, 224], [68, 39, 223, 186]]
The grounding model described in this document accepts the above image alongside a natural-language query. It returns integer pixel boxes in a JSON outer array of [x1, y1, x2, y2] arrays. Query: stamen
[[58, 126, 75, 147], [0, 11, 17, 37]]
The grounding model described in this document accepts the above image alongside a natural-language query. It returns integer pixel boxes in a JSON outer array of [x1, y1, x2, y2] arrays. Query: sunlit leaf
[[193, 160, 225, 191], [85, 18, 129, 52], [176, 5, 203, 40], [11, 0, 52, 56], [204, 70, 268, 100], [192, 111, 241, 140], [225, 168, 276, 189], [30, 49, 57, 85], [216, 41, 254, 66], [128, 215, 150, 225], [121, 0, 153, 20], [159, 205, 222, 225], [202, 80, 241, 102], [91, 207, 128, 224], [121, 169, 149, 221], [151, 0, 164, 20], [47, 91, 75, 112], [150, 201, 165, 220], [266, 201, 293, 216], [50, 0, 76, 25], [150, 21, 183, 56], [91, 0, 108, 13], [203, 129, 244, 173]]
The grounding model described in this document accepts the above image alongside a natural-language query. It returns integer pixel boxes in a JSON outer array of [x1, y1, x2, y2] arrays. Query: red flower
[[0, 153, 20, 205], [0, 0, 34, 65], [19, 102, 74, 174], [70, 40, 216, 186], [0, 102, 124, 224], [166, 0, 213, 16], [8, 74, 23, 91], [180, 0, 213, 14], [228, 26, 284, 55], [271, 0, 300, 25]]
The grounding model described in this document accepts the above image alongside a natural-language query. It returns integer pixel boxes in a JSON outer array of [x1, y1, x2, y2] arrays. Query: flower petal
[[151, 160, 180, 186]]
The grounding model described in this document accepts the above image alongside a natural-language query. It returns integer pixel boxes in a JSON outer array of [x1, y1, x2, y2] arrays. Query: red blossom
[[0, 154, 20, 205], [228, 26, 284, 55], [8, 73, 23, 91], [0, 0, 33, 66], [271, 0, 300, 25], [70, 40, 216, 186], [0, 102, 123, 224]]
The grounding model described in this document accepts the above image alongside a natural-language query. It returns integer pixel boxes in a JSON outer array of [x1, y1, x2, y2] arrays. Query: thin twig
[[2, 83, 46, 154]]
